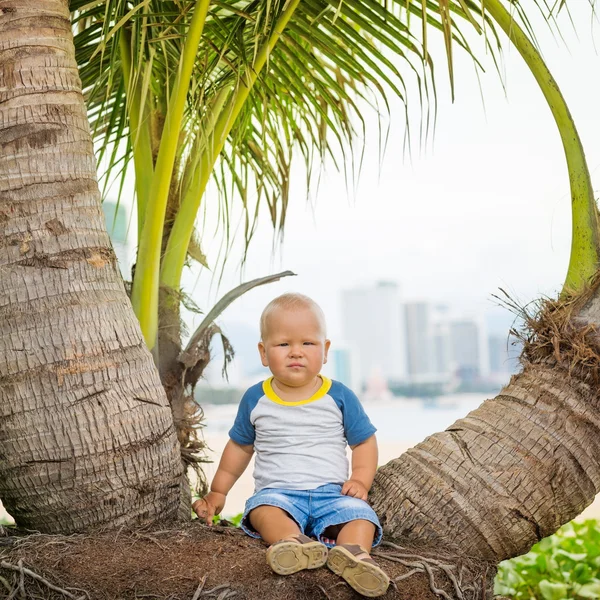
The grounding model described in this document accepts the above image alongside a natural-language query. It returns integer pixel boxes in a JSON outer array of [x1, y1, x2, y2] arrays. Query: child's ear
[[323, 339, 331, 364], [258, 341, 269, 367]]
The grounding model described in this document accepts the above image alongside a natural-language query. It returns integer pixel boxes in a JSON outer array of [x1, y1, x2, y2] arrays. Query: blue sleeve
[[228, 384, 261, 446], [332, 382, 377, 446]]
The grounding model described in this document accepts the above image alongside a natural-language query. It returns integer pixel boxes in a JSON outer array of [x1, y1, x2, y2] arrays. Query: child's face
[[258, 306, 330, 389]]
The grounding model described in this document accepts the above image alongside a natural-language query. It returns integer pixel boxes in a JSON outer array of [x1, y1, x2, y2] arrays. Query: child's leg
[[309, 486, 388, 597], [327, 522, 389, 598], [336, 519, 376, 554], [249, 506, 328, 576], [248, 505, 301, 545]]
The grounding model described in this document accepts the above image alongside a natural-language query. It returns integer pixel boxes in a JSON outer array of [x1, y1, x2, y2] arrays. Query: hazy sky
[[164, 5, 600, 348]]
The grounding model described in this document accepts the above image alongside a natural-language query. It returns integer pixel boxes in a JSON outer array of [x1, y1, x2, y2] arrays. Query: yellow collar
[[263, 376, 332, 406]]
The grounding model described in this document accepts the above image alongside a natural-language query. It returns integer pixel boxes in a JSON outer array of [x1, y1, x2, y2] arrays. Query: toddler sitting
[[193, 293, 390, 597]]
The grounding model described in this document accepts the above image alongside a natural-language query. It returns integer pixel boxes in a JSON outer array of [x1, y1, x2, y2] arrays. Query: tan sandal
[[327, 544, 390, 597], [266, 533, 328, 575]]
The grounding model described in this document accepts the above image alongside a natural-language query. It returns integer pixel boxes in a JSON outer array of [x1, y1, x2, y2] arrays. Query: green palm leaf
[[68, 0, 539, 344], [71, 0, 495, 229]]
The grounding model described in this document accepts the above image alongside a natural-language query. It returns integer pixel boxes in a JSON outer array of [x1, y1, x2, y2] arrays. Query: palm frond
[[70, 0, 545, 284]]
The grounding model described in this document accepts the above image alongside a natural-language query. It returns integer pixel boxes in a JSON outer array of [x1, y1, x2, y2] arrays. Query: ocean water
[[201, 393, 488, 445]]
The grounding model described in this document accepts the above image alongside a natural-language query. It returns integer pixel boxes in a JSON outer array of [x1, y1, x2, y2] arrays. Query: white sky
[[171, 5, 600, 344]]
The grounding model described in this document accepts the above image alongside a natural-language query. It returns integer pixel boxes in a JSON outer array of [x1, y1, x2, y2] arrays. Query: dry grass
[[0, 522, 493, 600], [496, 276, 600, 382]]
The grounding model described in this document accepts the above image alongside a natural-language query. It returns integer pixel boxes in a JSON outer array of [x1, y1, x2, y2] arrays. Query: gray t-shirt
[[229, 377, 377, 492]]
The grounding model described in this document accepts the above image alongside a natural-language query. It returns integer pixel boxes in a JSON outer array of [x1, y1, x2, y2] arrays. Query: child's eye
[[279, 343, 288, 347], [303, 342, 314, 345]]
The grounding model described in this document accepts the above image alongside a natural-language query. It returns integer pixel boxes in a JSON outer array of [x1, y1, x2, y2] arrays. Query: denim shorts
[[241, 483, 383, 548]]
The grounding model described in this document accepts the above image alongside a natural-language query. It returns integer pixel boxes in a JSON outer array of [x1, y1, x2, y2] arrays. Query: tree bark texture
[[371, 309, 600, 563], [0, 0, 183, 533]]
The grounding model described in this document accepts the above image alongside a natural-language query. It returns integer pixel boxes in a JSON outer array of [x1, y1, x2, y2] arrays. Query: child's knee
[[352, 519, 376, 541], [356, 519, 376, 533], [248, 505, 290, 529], [340, 519, 375, 532], [335, 519, 376, 547]]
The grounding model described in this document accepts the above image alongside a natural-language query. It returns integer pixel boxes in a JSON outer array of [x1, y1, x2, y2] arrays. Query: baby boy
[[193, 293, 389, 597]]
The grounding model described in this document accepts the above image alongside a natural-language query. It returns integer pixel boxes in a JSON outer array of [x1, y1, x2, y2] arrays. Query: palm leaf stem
[[180, 86, 232, 205], [131, 0, 212, 348], [119, 29, 154, 236], [483, 0, 599, 295], [159, 0, 303, 293]]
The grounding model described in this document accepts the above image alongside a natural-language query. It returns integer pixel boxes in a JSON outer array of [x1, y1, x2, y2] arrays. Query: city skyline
[[202, 280, 522, 391]]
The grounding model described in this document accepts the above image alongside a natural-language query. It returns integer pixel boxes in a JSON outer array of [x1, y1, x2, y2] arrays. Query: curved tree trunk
[[0, 0, 183, 533], [371, 285, 600, 565]]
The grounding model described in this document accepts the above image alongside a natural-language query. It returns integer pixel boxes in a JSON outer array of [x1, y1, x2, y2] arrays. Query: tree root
[[0, 560, 243, 600], [1, 559, 87, 599], [374, 541, 490, 600], [192, 581, 239, 598]]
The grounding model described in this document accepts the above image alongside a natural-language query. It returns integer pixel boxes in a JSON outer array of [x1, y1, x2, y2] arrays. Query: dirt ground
[[0, 521, 496, 600]]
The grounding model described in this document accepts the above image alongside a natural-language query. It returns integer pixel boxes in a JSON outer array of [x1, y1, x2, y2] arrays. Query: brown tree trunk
[[157, 284, 194, 520], [371, 287, 600, 565], [0, 0, 183, 533], [157, 285, 186, 434]]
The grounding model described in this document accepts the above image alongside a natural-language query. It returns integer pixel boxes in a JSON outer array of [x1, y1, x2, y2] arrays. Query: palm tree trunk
[[371, 287, 600, 563], [0, 0, 183, 533]]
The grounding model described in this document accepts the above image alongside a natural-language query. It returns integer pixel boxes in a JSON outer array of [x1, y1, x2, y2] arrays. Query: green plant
[[189, 498, 243, 528], [225, 513, 244, 528], [495, 520, 600, 600]]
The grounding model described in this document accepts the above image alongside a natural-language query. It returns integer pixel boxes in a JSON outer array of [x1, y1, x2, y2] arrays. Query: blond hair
[[260, 293, 327, 340]]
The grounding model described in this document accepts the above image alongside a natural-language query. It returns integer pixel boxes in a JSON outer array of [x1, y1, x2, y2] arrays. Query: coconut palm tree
[[1, 10, 599, 599], [0, 0, 183, 533], [73, 0, 506, 356]]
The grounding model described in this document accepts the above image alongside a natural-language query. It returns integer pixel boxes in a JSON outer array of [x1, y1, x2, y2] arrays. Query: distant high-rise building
[[404, 302, 453, 388], [326, 346, 360, 391], [432, 319, 452, 377], [488, 334, 510, 373], [488, 333, 521, 374], [449, 320, 481, 380], [341, 282, 407, 386], [404, 302, 433, 378]]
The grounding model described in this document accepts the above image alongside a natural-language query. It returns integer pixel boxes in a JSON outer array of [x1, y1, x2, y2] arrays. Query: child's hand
[[341, 479, 369, 501], [192, 491, 226, 525]]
